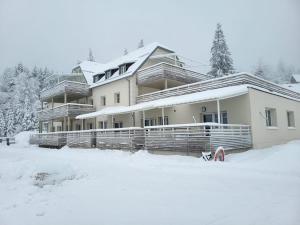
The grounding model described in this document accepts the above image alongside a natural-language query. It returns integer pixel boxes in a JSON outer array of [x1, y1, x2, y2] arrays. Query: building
[[290, 74, 300, 84], [31, 43, 300, 154]]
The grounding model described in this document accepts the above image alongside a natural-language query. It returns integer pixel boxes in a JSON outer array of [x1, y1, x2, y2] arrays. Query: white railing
[[136, 73, 300, 103], [38, 103, 95, 121], [137, 62, 210, 85], [30, 123, 252, 152]]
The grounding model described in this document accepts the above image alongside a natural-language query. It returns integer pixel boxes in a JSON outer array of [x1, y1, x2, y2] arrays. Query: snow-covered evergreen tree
[[124, 48, 128, 55], [88, 48, 95, 62], [0, 63, 51, 136], [253, 60, 270, 80], [209, 23, 234, 77], [138, 39, 144, 48]]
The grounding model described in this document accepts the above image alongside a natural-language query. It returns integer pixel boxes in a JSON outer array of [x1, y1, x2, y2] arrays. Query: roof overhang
[[76, 85, 249, 119]]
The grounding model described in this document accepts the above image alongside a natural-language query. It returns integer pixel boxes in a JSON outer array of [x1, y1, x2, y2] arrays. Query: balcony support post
[[217, 99, 221, 124], [64, 117, 66, 131], [142, 111, 145, 128], [111, 116, 114, 128], [51, 98, 54, 109], [68, 117, 70, 131], [64, 93, 67, 104], [164, 79, 168, 89], [94, 117, 97, 129], [81, 119, 84, 130], [162, 107, 165, 126]]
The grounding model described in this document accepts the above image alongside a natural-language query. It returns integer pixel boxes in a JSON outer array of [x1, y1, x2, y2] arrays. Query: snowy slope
[[0, 134, 300, 225]]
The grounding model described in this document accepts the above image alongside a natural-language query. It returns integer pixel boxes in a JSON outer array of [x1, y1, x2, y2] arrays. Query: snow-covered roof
[[76, 85, 249, 119], [73, 61, 105, 84], [281, 83, 300, 93], [291, 74, 300, 83], [90, 42, 173, 88]]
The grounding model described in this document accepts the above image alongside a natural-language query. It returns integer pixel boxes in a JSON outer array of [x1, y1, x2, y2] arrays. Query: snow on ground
[[0, 133, 300, 225]]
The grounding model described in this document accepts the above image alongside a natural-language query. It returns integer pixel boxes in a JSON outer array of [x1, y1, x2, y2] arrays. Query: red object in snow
[[214, 146, 225, 161]]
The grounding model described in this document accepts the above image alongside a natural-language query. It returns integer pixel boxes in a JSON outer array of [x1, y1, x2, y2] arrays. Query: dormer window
[[105, 70, 112, 79], [93, 73, 105, 83], [119, 65, 126, 75], [119, 62, 134, 75]]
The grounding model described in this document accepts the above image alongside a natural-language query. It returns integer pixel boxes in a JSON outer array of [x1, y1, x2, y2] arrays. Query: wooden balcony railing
[[136, 73, 300, 103], [30, 123, 252, 152], [137, 62, 211, 86], [40, 80, 90, 101], [144, 123, 252, 152], [38, 103, 95, 121]]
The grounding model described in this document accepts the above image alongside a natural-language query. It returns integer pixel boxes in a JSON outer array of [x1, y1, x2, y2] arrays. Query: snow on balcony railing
[[40, 80, 90, 101], [137, 62, 210, 85], [136, 73, 300, 103], [30, 123, 252, 152], [38, 103, 95, 121]]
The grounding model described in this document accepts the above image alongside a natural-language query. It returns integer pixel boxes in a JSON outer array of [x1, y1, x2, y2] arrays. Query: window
[[89, 99, 93, 106], [75, 124, 81, 130], [265, 108, 277, 127], [287, 111, 295, 127], [158, 116, 169, 125], [114, 92, 120, 104], [114, 122, 123, 128], [100, 96, 106, 106], [98, 121, 107, 129], [105, 70, 111, 79], [89, 123, 93, 129], [203, 111, 228, 124], [119, 65, 126, 75]]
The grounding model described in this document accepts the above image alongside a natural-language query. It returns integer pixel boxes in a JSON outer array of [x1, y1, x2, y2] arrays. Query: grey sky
[[0, 0, 299, 74]]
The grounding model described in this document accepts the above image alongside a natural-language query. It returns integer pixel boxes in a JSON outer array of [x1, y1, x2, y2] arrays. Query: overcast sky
[[0, 0, 299, 74]]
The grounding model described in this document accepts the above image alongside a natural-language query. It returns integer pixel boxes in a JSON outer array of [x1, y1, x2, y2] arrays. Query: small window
[[265, 108, 277, 127], [114, 92, 120, 104], [158, 116, 169, 125], [114, 121, 123, 128], [119, 65, 126, 75], [105, 70, 112, 79], [89, 123, 93, 129], [100, 96, 106, 106], [287, 111, 295, 128], [98, 121, 108, 129]]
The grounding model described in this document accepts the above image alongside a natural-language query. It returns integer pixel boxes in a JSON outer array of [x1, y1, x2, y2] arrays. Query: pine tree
[[253, 60, 269, 79], [124, 48, 128, 55], [88, 48, 95, 62], [209, 23, 234, 77], [138, 39, 144, 48], [0, 110, 6, 136]]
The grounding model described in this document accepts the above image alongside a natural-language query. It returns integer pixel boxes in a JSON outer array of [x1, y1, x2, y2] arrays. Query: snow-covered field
[[1, 133, 300, 225]]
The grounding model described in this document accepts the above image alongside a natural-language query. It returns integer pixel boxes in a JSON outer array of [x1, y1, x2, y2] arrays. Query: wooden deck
[[38, 103, 95, 121], [136, 73, 300, 103], [30, 124, 252, 153], [137, 62, 210, 86]]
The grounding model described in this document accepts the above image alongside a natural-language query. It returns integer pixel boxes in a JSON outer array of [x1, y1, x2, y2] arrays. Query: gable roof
[[90, 42, 173, 88], [291, 74, 300, 83], [73, 61, 105, 84]]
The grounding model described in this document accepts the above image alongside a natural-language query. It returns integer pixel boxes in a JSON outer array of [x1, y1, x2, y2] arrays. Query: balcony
[[136, 73, 300, 103], [38, 103, 95, 121], [40, 74, 90, 102], [137, 62, 210, 86]]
